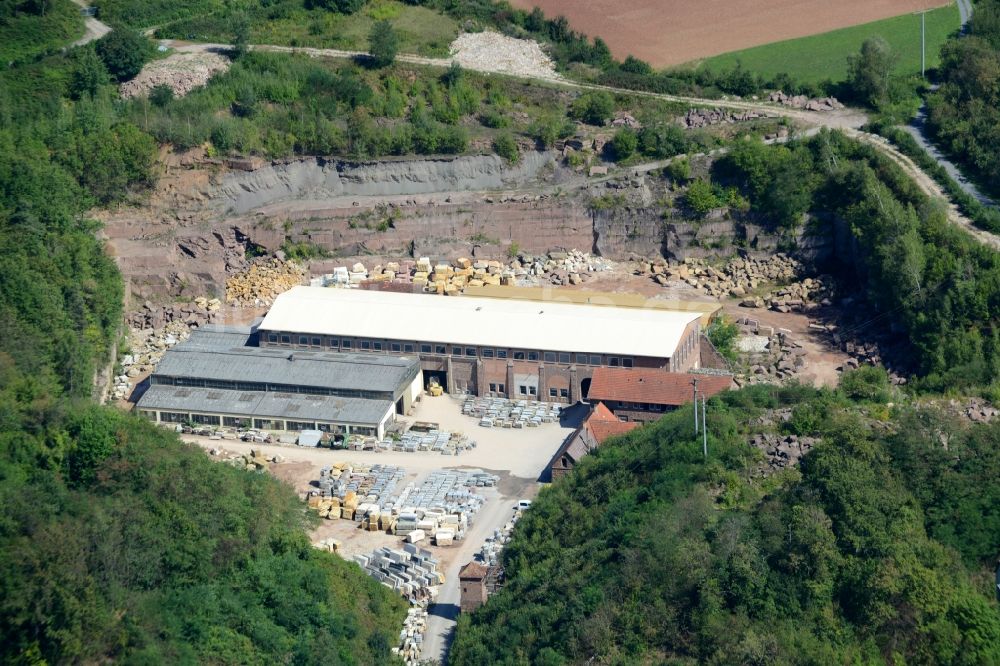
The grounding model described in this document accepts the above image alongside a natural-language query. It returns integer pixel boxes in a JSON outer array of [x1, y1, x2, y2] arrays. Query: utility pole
[[702, 395, 708, 459], [691, 377, 700, 434]]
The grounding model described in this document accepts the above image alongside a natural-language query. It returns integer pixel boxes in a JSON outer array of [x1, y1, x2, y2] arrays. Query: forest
[[450, 382, 1000, 665], [926, 0, 1000, 197], [0, 9, 406, 666]]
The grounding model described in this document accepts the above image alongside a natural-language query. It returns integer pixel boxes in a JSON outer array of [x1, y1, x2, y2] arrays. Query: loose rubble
[[749, 431, 819, 473], [768, 91, 845, 112], [225, 257, 306, 306], [450, 31, 560, 80], [206, 447, 285, 471], [126, 296, 221, 329], [113, 321, 194, 401], [120, 52, 230, 99], [311, 249, 615, 294]]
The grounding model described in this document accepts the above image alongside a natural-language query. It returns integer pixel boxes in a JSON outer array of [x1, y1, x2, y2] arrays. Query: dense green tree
[[847, 36, 896, 108], [95, 29, 151, 82], [231, 10, 250, 59], [69, 48, 109, 100], [368, 19, 398, 68], [493, 132, 519, 163]]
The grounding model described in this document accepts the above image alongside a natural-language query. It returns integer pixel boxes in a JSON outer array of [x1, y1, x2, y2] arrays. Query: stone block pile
[[768, 91, 845, 112], [682, 107, 770, 128], [225, 258, 306, 307], [394, 608, 430, 665], [354, 543, 442, 605], [463, 397, 562, 428], [733, 325, 808, 386], [314, 249, 615, 295], [120, 52, 230, 100], [645, 255, 834, 309]]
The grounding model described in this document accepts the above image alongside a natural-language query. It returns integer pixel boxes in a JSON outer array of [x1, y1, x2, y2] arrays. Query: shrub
[[840, 366, 891, 403], [493, 132, 520, 163], [683, 178, 720, 216], [609, 129, 637, 161], [569, 90, 614, 125], [149, 84, 174, 107]]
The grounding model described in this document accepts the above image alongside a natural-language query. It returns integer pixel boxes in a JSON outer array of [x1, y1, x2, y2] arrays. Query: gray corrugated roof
[[136, 385, 393, 425], [181, 326, 253, 350], [155, 343, 419, 394]]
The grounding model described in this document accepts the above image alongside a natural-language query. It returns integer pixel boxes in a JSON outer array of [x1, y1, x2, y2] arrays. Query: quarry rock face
[[213, 152, 560, 214]]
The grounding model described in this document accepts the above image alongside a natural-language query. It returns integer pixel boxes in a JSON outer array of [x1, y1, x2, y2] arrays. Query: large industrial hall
[[257, 286, 713, 402]]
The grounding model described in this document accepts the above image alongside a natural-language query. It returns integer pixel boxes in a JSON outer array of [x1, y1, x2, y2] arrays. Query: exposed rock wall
[[215, 152, 560, 214]]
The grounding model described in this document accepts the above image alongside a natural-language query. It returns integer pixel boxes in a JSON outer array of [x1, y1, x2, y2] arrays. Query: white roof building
[[259, 286, 702, 359]]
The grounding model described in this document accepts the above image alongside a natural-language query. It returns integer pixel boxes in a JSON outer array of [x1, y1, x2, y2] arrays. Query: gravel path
[[69, 0, 110, 47]]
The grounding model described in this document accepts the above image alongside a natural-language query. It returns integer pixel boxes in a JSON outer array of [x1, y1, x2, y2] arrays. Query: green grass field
[[155, 0, 459, 57], [693, 3, 961, 84], [0, 0, 84, 64]]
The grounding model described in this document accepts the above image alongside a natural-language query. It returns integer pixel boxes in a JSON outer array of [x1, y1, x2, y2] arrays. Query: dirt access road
[[507, 0, 948, 67], [68, 0, 110, 47]]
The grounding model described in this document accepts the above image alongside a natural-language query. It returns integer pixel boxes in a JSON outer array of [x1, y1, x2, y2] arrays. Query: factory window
[[373, 342, 383, 352], [544, 352, 556, 363], [465, 347, 477, 357], [390, 342, 402, 352], [618, 415, 629, 422], [558, 352, 571, 364], [528, 351, 539, 361], [342, 339, 353, 350], [528, 386, 537, 396], [138, 410, 157, 421], [223, 416, 251, 428], [549, 388, 558, 398], [482, 348, 494, 358], [286, 421, 317, 431], [298, 336, 309, 346], [560, 388, 569, 398], [519, 385, 528, 395], [622, 357, 634, 368], [280, 335, 291, 344], [497, 383, 505, 393], [328, 338, 338, 348], [267, 334, 277, 344], [404, 344, 414, 353], [254, 418, 283, 430], [576, 353, 588, 364], [651, 404, 665, 412], [311, 337, 321, 347], [160, 411, 189, 423], [436, 345, 447, 354], [590, 355, 601, 365], [421, 344, 432, 353], [609, 357, 621, 367], [489, 383, 498, 392], [513, 351, 525, 360], [497, 349, 508, 359], [361, 340, 371, 351], [354, 427, 376, 437], [192, 414, 221, 426]]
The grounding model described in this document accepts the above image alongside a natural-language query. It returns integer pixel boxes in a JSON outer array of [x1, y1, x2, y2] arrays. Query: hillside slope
[[450, 383, 1000, 664]]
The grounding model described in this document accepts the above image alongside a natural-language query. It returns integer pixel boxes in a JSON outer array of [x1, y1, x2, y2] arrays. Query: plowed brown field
[[508, 0, 948, 67]]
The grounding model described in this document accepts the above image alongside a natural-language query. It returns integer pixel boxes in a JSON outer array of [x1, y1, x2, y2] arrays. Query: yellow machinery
[[428, 378, 444, 397]]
